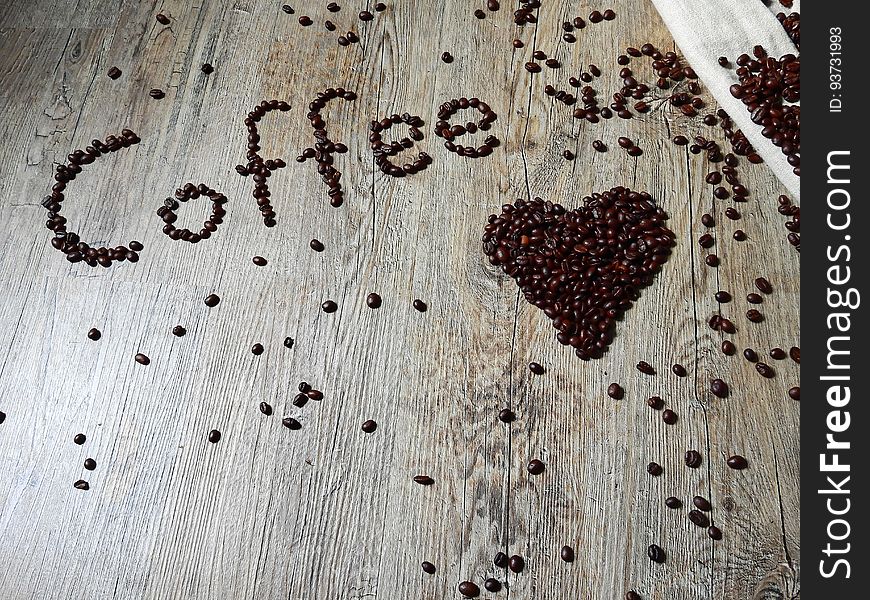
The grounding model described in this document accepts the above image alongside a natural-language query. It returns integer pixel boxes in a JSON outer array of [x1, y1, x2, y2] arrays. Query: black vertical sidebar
[[803, 0, 868, 596]]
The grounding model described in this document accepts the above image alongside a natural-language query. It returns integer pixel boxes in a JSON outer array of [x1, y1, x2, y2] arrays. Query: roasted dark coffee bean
[[725, 207, 740, 220], [705, 254, 719, 267], [512, 39, 524, 48], [685, 450, 702, 468], [589, 10, 603, 23], [672, 363, 687, 377], [714, 291, 731, 303], [493, 552, 509, 568], [201, 63, 214, 74], [497, 407, 517, 423], [87, 328, 102, 341], [366, 293, 382, 309], [708, 526, 723, 540], [486, 0, 499, 11], [726, 455, 749, 470], [701, 213, 715, 227], [375, 3, 386, 11], [251, 343, 264, 356], [756, 363, 775, 378], [769, 347, 786, 360], [647, 462, 663, 476], [746, 293, 763, 304], [733, 230, 747, 241], [688, 509, 710, 527], [458, 581, 480, 598], [207, 429, 221, 443], [693, 496, 712, 511], [508, 554, 525, 573], [306, 389, 323, 401], [636, 361, 655, 375], [413, 475, 434, 485], [662, 409, 677, 425], [746, 309, 763, 323], [527, 459, 545, 475], [298, 382, 311, 393], [710, 378, 729, 398], [362, 419, 378, 433], [149, 88, 165, 99], [359, 10, 374, 21], [252, 256, 268, 266], [607, 383, 624, 400], [529, 362, 545, 375], [474, 8, 486, 19], [754, 277, 773, 294], [204, 294, 220, 307], [413, 299, 427, 312], [84, 458, 96, 470], [559, 545, 575, 562], [743, 348, 759, 362], [298, 15, 312, 26], [74, 480, 90, 490], [309, 239, 324, 252], [292, 393, 309, 408], [561, 149, 574, 160], [721, 340, 736, 356], [156, 13, 170, 24], [672, 135, 689, 145], [788, 386, 800, 400], [592, 140, 606, 152], [281, 5, 294, 14], [74, 433, 86, 445], [282, 417, 302, 430], [603, 9, 616, 20], [135, 353, 150, 365], [626, 592, 642, 600], [647, 544, 666, 563], [698, 233, 714, 248], [646, 396, 664, 410], [441, 51, 453, 63], [170, 325, 186, 337], [321, 300, 338, 313], [259, 401, 273, 416], [484, 578, 502, 592], [421, 561, 436, 574], [283, 337, 294, 349], [107, 66, 122, 79], [665, 496, 682, 509], [789, 346, 800, 363]]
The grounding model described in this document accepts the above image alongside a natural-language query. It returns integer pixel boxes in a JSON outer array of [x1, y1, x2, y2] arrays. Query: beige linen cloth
[[650, 0, 800, 198]]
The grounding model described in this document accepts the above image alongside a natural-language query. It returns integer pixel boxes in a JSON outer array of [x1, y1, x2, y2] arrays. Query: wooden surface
[[0, 1, 799, 599]]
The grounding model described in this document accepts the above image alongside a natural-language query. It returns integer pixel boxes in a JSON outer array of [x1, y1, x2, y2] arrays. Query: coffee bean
[[283, 337, 294, 349], [493, 552, 509, 568], [746, 309, 764, 323], [298, 15, 312, 26], [636, 361, 655, 375], [756, 363, 775, 378], [282, 417, 302, 430], [259, 401, 273, 416], [204, 294, 220, 307], [733, 230, 747, 241], [788, 386, 800, 400], [714, 291, 731, 303], [87, 328, 102, 341], [592, 140, 606, 152], [688, 509, 709, 527], [309, 239, 324, 252], [725, 207, 740, 220], [74, 480, 90, 490], [721, 341, 736, 355], [512, 39, 524, 48], [626, 591, 642, 600], [498, 408, 516, 423], [685, 450, 702, 468], [149, 88, 165, 99], [251, 343, 264, 355], [698, 234, 714, 248], [107, 66, 122, 79], [726, 454, 748, 469], [201, 63, 214, 74], [665, 496, 682, 509], [208, 429, 221, 443], [281, 5, 294, 14], [607, 383, 624, 400], [321, 300, 338, 313], [529, 362, 545, 375], [769, 347, 786, 360], [484, 578, 502, 592], [746, 293, 763, 304], [527, 459, 545, 475], [413, 299, 427, 312], [366, 293, 382, 309], [558, 545, 575, 562], [705, 254, 719, 267], [156, 13, 170, 24], [647, 462, 663, 476], [754, 277, 773, 294], [171, 325, 186, 337], [458, 581, 480, 597], [561, 149, 574, 160], [524, 62, 541, 73], [662, 409, 677, 425], [306, 389, 323, 401], [646, 396, 664, 410], [603, 8, 616, 20], [135, 353, 150, 365], [710, 378, 729, 398], [508, 554, 525, 573], [361, 419, 378, 433], [693, 495, 712, 511], [74, 433, 86, 445], [413, 475, 434, 485], [84, 458, 97, 470], [701, 213, 715, 227], [486, 0, 500, 11], [708, 526, 723, 540], [252, 256, 268, 266], [789, 346, 800, 363], [647, 544, 666, 563], [359, 10, 374, 21], [421, 561, 436, 574], [474, 8, 486, 18], [375, 2, 386, 11], [441, 51, 453, 63], [589, 10, 603, 23], [673, 135, 688, 145], [671, 363, 687, 377]]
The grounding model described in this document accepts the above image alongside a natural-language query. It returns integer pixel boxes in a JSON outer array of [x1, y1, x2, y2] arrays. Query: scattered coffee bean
[[362, 419, 377, 433], [281, 5, 294, 14], [171, 325, 186, 337], [688, 509, 710, 527], [458, 581, 480, 598], [769, 347, 786, 360], [754, 277, 773, 294], [306, 389, 323, 401], [87, 328, 102, 341], [421, 561, 436, 574], [498, 408, 516, 423], [561, 149, 574, 160], [283, 337, 294, 349], [508, 554, 525, 573], [701, 213, 715, 227], [441, 51, 453, 63], [708, 525, 723, 540], [647, 544, 666, 563], [726, 454, 748, 470], [685, 450, 702, 468], [626, 591, 642, 600], [474, 8, 486, 19], [789, 346, 800, 363], [309, 239, 324, 252], [527, 459, 545, 475], [282, 417, 302, 430], [560, 545, 575, 562], [746, 309, 763, 323], [512, 39, 524, 48], [746, 293, 763, 304], [251, 343, 264, 356], [156, 13, 170, 25], [592, 140, 606, 152], [636, 361, 655, 375], [710, 378, 729, 398], [135, 353, 150, 365], [484, 578, 502, 592], [74, 480, 90, 490], [756, 362, 775, 378], [662, 409, 677, 425], [84, 458, 96, 470], [714, 291, 731, 303], [486, 0, 500, 11], [252, 256, 268, 266], [201, 63, 214, 74], [493, 552, 509, 568], [204, 294, 220, 307], [705, 254, 719, 267], [721, 341, 736, 355], [733, 230, 747, 241], [646, 396, 664, 410], [607, 383, 624, 400], [366, 293, 382, 309], [107, 66, 122, 79], [788, 386, 800, 400], [671, 363, 687, 377], [359, 10, 374, 21], [647, 462, 663, 476], [413, 299, 427, 312], [375, 3, 386, 11], [149, 88, 165, 99], [298, 15, 312, 26], [321, 300, 338, 313], [665, 496, 682, 509], [207, 429, 221, 443], [529, 362, 545, 375], [413, 475, 434, 485], [693, 495, 712, 511], [259, 401, 273, 416], [74, 433, 86, 445]]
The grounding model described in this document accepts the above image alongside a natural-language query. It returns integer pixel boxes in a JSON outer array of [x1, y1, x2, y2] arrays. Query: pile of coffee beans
[[482, 187, 675, 359], [44, 130, 144, 267], [157, 183, 227, 243]]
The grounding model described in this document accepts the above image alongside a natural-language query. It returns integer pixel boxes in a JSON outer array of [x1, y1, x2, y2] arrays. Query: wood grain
[[0, 1, 800, 599]]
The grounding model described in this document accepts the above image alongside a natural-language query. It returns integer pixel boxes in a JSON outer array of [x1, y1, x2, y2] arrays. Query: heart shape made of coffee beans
[[482, 187, 676, 360]]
